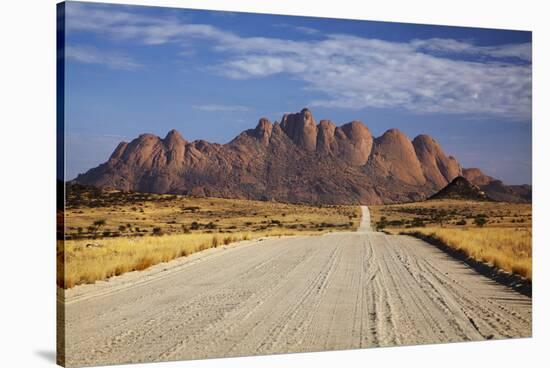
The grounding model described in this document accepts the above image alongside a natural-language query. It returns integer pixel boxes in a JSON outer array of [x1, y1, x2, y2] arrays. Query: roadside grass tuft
[[61, 228, 338, 289], [402, 227, 531, 280]]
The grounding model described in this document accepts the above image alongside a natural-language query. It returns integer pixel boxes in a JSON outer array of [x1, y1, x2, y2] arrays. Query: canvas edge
[[56, 2, 67, 367]]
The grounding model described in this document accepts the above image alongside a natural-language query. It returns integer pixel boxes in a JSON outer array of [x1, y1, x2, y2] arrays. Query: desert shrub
[[474, 215, 488, 227], [376, 220, 387, 230], [411, 218, 425, 227], [93, 219, 106, 227], [152, 227, 163, 236], [388, 219, 404, 226]]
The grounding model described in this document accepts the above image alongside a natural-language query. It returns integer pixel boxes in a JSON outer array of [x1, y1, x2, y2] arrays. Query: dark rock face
[[74, 108, 530, 204], [429, 176, 489, 201]]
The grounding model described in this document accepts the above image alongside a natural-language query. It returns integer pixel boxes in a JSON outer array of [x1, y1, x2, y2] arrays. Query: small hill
[[428, 176, 489, 201]]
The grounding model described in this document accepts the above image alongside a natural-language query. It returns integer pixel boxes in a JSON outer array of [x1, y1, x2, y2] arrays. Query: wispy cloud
[[215, 35, 531, 119], [66, 45, 142, 70], [273, 23, 320, 35], [192, 104, 251, 112], [66, 3, 532, 120], [411, 38, 532, 62]]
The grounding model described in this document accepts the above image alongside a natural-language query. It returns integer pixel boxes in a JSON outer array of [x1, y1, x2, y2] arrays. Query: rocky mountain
[[74, 108, 530, 205], [462, 168, 531, 203], [428, 176, 489, 201]]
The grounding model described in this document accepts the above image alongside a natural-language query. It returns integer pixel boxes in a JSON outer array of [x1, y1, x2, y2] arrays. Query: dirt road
[[62, 206, 531, 367]]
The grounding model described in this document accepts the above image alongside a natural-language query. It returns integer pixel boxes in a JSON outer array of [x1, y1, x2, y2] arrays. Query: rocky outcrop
[[462, 167, 531, 203], [280, 108, 318, 152], [462, 168, 495, 186], [413, 134, 461, 188], [429, 176, 489, 201], [74, 108, 530, 204], [365, 129, 426, 186], [316, 120, 373, 165]]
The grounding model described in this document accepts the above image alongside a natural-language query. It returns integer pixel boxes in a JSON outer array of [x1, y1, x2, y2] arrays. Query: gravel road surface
[[62, 206, 531, 367]]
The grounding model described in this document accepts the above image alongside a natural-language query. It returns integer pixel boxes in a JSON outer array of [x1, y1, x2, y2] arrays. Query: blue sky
[[63, 1, 532, 184]]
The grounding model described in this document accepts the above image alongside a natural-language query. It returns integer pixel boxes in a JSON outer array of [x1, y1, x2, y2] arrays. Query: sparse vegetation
[[370, 199, 531, 280], [403, 227, 531, 280], [474, 214, 488, 227], [64, 184, 360, 239], [60, 184, 361, 288]]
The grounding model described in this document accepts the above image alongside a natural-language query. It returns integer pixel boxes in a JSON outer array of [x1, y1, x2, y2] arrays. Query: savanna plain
[[59, 186, 531, 367]]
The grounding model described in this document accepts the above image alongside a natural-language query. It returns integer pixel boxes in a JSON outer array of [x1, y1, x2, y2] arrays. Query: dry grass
[[65, 186, 360, 239], [370, 199, 531, 230], [372, 199, 532, 280], [61, 230, 294, 288], [60, 186, 361, 288], [399, 227, 532, 280]]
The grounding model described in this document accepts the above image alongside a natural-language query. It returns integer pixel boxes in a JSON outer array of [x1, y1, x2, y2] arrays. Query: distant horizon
[[63, 2, 532, 185]]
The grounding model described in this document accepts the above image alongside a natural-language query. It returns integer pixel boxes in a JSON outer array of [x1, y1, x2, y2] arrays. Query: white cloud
[[65, 46, 141, 70], [192, 104, 251, 112], [65, 2, 532, 120]]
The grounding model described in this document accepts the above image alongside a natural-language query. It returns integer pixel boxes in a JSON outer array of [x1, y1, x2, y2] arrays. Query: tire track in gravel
[[63, 206, 531, 367]]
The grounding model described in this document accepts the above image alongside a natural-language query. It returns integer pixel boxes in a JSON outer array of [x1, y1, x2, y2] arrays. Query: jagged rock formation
[[74, 108, 530, 204], [413, 134, 461, 188], [366, 128, 426, 187]]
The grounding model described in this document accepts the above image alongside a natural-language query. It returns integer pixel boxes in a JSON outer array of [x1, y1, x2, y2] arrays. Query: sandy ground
[[358, 205, 372, 233], [61, 206, 531, 367]]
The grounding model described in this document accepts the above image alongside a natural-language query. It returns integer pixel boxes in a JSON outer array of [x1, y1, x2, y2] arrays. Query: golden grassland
[[61, 230, 303, 289], [65, 186, 360, 239], [371, 199, 532, 280], [59, 186, 361, 288], [397, 227, 531, 279]]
